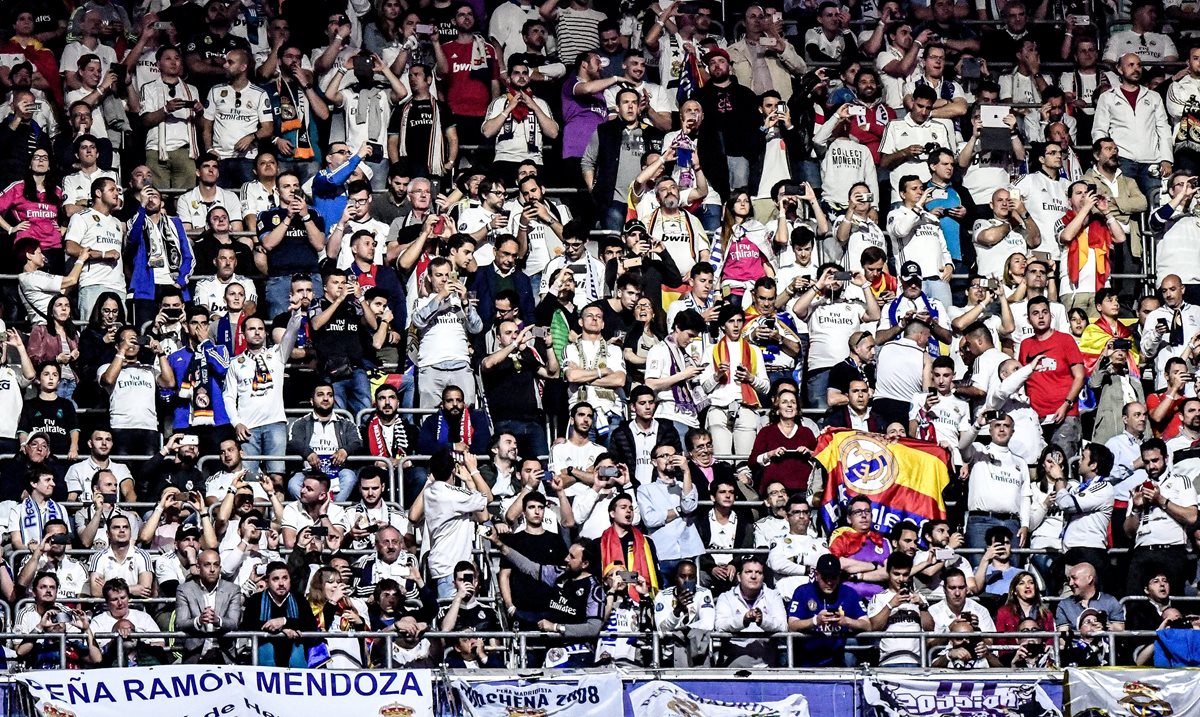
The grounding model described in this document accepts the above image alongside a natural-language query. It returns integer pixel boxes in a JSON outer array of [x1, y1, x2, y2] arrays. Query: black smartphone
[[983, 410, 1003, 422], [833, 271, 853, 282], [102, 493, 118, 504], [365, 523, 380, 533], [1113, 338, 1132, 350], [309, 525, 329, 538], [352, 55, 372, 76]]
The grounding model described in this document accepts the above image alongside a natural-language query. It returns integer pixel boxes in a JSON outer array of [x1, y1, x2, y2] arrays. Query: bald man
[[1056, 562, 1124, 631], [1092, 52, 1173, 203], [176, 548, 243, 663], [1141, 274, 1200, 388]]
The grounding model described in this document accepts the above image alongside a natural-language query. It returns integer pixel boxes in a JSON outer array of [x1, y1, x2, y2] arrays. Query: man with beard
[[347, 468, 411, 551], [140, 431, 204, 498], [1125, 439, 1197, 595], [65, 428, 135, 502], [361, 384, 418, 497], [504, 175, 570, 286], [879, 85, 960, 199], [583, 87, 665, 232], [201, 48, 272, 188], [643, 175, 710, 275], [1083, 137, 1148, 298], [241, 561, 318, 667], [602, 52, 672, 132], [416, 385, 491, 458], [140, 45, 203, 189], [486, 530, 604, 667], [692, 49, 760, 194], [224, 303, 303, 483], [482, 320, 558, 460], [482, 56, 559, 181], [1093, 53, 1174, 203], [177, 548, 243, 663], [76, 469, 143, 550], [280, 472, 349, 549], [540, 224, 605, 304], [285, 383, 362, 501], [433, 4, 500, 146], [99, 326, 176, 459], [184, 0, 253, 98], [16, 520, 87, 598], [16, 572, 102, 669]]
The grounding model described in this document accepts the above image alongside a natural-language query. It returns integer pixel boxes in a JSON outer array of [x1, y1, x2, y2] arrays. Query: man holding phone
[[653, 560, 715, 667], [960, 412, 1031, 565], [1143, 275, 1200, 389], [867, 552, 933, 667]]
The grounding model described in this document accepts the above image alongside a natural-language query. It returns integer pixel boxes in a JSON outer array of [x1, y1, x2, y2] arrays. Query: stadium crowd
[[0, 0, 1195, 673]]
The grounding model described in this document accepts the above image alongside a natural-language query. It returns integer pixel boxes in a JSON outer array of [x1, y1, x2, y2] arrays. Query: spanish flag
[[815, 429, 951, 533], [1078, 317, 1140, 376]]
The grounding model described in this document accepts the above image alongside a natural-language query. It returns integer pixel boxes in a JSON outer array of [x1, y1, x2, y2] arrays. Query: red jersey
[[848, 102, 895, 163], [442, 39, 499, 117], [1146, 390, 1184, 439], [1018, 330, 1085, 418]]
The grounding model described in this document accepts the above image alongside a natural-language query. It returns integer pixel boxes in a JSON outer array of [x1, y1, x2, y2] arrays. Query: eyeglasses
[[848, 508, 872, 516], [653, 452, 677, 460], [348, 197, 370, 206], [496, 307, 517, 314], [331, 149, 350, 156], [234, 91, 242, 108]]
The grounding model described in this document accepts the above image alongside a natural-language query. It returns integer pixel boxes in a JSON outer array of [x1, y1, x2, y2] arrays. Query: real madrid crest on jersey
[[221, 89, 228, 97], [92, 214, 100, 222], [205, 35, 212, 45], [238, 355, 246, 364], [272, 214, 281, 225]]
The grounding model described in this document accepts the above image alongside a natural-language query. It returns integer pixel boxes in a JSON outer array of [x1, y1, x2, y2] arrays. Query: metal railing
[[0, 626, 1155, 670]]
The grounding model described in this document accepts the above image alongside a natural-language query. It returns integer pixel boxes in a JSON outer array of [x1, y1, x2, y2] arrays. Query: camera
[[52, 611, 73, 625], [1024, 641, 1045, 656], [616, 570, 639, 581], [1113, 338, 1132, 350]]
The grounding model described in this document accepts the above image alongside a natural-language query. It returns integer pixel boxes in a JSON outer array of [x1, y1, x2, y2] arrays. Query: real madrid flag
[[815, 429, 950, 533]]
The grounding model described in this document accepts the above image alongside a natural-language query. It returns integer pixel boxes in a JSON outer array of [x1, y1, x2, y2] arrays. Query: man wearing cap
[[787, 552, 871, 667], [609, 219, 683, 313], [886, 175, 955, 310], [582, 86, 664, 232], [693, 48, 760, 193], [875, 260, 952, 349]]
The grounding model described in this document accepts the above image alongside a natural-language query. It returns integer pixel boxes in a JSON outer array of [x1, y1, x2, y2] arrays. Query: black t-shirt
[[158, 5, 207, 47], [257, 207, 325, 276], [192, 235, 257, 278], [387, 98, 454, 174], [436, 599, 500, 632], [503, 529, 568, 614], [427, 5, 460, 44], [828, 357, 875, 395], [311, 298, 365, 363], [271, 309, 312, 352], [184, 31, 253, 95], [482, 340, 550, 420], [32, 1, 70, 50], [591, 299, 634, 341], [18, 396, 77, 455]]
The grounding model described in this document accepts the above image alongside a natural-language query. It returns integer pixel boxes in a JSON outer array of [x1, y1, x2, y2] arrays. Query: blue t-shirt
[[924, 181, 963, 260], [979, 564, 1023, 596], [787, 582, 867, 666]]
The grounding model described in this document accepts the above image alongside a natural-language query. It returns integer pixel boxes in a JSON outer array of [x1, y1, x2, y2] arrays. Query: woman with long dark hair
[[622, 295, 665, 387], [27, 294, 80, 399], [716, 189, 774, 304], [0, 150, 66, 272], [75, 291, 125, 407]]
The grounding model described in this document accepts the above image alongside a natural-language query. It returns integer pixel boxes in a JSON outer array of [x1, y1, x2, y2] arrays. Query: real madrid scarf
[[19, 497, 62, 545]]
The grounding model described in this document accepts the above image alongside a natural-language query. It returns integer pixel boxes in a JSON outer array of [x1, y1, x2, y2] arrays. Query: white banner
[[1066, 668, 1200, 717], [628, 680, 809, 717], [451, 673, 622, 717], [15, 665, 435, 717], [863, 674, 1061, 717]]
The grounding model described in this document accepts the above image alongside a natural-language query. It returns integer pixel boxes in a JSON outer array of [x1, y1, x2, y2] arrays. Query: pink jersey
[[0, 181, 64, 250]]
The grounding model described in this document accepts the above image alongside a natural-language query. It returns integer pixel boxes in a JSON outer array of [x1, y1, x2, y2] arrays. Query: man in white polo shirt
[[63, 175, 124, 318], [879, 84, 960, 197], [972, 187, 1040, 280]]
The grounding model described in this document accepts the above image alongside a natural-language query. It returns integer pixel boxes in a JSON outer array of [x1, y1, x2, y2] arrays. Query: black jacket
[[472, 264, 537, 331], [607, 419, 682, 485], [590, 119, 664, 208]]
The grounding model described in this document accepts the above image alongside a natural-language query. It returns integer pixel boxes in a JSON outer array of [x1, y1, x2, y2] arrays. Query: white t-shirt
[[98, 361, 160, 431], [562, 339, 627, 418], [928, 598, 996, 633], [866, 589, 926, 666], [240, 180, 281, 222], [878, 115, 960, 195], [1014, 172, 1070, 262], [280, 501, 351, 533], [0, 366, 30, 440], [875, 337, 927, 402], [1134, 470, 1196, 547], [338, 84, 396, 148], [223, 345, 291, 429], [140, 79, 201, 152], [64, 87, 108, 140], [176, 186, 244, 228], [483, 94, 555, 164], [193, 275, 259, 314], [806, 287, 870, 370], [202, 83, 272, 160], [64, 209, 125, 291], [60, 42, 119, 79], [832, 216, 887, 274], [422, 480, 487, 579], [62, 169, 119, 206], [18, 271, 63, 325], [972, 218, 1030, 280], [64, 457, 133, 499]]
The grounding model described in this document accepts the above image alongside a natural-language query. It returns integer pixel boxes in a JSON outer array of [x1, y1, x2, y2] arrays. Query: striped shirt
[[553, 7, 606, 64]]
